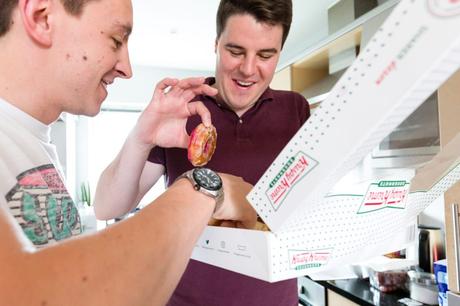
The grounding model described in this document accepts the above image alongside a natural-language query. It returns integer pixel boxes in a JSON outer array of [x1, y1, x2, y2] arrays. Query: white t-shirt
[[0, 98, 82, 247]]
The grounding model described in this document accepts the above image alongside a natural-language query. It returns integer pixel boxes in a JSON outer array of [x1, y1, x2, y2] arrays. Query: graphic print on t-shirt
[[5, 164, 82, 246]]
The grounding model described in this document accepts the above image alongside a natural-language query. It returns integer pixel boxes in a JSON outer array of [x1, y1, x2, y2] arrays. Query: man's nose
[[240, 55, 256, 76], [115, 47, 133, 79]]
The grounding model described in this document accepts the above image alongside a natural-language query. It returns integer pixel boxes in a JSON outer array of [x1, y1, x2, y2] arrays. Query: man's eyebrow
[[225, 43, 278, 54], [258, 48, 278, 54], [225, 43, 244, 50], [114, 22, 133, 39]]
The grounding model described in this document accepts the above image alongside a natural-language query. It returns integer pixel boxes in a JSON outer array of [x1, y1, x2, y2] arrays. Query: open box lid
[[410, 133, 460, 194], [248, 0, 460, 233]]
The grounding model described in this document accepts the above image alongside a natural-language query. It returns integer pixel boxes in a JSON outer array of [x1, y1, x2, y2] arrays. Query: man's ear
[[19, 0, 53, 47], [214, 38, 218, 54]]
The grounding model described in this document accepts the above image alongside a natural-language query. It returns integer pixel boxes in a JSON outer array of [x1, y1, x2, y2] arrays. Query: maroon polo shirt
[[148, 77, 310, 306]]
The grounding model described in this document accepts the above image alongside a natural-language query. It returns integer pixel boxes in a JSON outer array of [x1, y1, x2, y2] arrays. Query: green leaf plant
[[80, 181, 92, 207]]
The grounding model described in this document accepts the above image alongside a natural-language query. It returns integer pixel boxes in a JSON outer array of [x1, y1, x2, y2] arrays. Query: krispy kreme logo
[[288, 249, 332, 270], [357, 180, 410, 214], [265, 152, 318, 211], [375, 26, 428, 86], [428, 0, 460, 17]]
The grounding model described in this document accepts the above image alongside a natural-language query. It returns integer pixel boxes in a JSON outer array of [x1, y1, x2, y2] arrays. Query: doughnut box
[[191, 0, 460, 282]]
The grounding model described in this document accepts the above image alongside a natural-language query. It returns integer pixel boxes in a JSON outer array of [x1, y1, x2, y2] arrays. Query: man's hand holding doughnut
[[102, 76, 257, 229], [133, 77, 216, 152]]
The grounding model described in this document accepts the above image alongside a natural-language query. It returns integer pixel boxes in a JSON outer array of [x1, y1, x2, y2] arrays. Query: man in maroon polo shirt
[[148, 79, 309, 306], [95, 0, 310, 305]]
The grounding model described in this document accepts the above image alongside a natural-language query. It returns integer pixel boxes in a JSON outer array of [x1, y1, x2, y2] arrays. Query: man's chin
[[86, 109, 102, 117], [68, 105, 102, 117]]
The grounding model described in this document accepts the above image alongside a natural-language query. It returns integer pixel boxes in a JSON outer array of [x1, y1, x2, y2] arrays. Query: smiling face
[[52, 0, 133, 117], [214, 13, 283, 116]]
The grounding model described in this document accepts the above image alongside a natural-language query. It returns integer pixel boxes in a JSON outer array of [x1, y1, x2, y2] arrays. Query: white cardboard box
[[192, 0, 460, 282]]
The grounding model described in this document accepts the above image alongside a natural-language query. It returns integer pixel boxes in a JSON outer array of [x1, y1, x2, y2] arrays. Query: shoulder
[[269, 88, 308, 104], [268, 89, 310, 111], [267, 88, 311, 123]]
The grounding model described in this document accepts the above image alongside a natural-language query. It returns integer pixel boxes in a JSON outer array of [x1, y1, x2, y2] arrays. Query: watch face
[[193, 168, 222, 191]]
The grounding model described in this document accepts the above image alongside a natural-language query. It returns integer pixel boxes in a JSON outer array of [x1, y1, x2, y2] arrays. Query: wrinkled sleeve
[[147, 146, 166, 165]]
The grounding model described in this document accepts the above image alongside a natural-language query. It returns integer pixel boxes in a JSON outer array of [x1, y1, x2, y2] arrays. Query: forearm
[[94, 129, 154, 219], [3, 179, 214, 306]]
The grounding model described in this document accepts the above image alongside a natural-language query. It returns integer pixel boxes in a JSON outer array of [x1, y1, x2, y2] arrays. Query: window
[[83, 108, 166, 213]]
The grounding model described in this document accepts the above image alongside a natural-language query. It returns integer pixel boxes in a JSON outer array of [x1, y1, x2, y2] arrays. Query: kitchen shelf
[[273, 0, 400, 95]]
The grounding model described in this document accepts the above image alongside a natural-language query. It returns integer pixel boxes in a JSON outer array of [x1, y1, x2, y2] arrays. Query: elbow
[[92, 191, 115, 220], [93, 204, 114, 221], [93, 200, 131, 221]]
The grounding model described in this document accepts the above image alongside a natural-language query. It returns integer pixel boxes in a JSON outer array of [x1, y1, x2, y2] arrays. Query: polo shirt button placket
[[235, 118, 243, 140]]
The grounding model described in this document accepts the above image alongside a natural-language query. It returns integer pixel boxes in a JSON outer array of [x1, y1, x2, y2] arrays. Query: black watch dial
[[193, 168, 222, 191]]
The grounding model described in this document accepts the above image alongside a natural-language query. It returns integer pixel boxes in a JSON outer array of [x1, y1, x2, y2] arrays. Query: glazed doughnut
[[188, 123, 217, 166]]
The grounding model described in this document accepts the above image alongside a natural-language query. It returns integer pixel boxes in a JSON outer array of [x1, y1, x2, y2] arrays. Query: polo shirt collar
[[204, 77, 274, 111]]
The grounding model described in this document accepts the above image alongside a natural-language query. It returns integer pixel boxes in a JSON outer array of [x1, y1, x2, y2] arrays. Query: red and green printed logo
[[288, 249, 332, 270], [357, 180, 410, 214], [265, 151, 318, 211]]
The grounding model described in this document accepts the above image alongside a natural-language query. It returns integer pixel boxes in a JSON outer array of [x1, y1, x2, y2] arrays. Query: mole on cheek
[[83, 56, 88, 61], [66, 54, 71, 60]]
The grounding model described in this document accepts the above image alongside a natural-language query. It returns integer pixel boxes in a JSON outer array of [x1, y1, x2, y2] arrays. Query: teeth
[[236, 80, 253, 87]]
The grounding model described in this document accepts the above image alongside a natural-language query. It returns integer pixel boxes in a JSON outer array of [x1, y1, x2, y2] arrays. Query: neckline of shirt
[[0, 97, 51, 143], [203, 77, 274, 116]]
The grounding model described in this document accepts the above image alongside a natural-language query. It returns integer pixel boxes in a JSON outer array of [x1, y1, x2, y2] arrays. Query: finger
[[187, 101, 211, 127], [176, 78, 217, 97], [167, 86, 194, 102], [152, 78, 179, 102], [191, 84, 218, 97], [176, 77, 206, 88], [154, 77, 179, 92]]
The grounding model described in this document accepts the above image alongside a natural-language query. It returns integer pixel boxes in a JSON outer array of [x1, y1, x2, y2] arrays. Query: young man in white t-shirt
[[0, 0, 256, 305]]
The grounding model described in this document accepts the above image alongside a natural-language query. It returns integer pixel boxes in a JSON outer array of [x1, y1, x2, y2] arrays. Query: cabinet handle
[[452, 203, 460, 290]]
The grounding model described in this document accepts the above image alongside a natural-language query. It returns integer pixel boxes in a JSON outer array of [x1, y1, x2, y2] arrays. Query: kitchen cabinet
[[444, 181, 460, 293], [270, 66, 292, 91], [270, 1, 398, 107], [438, 69, 460, 147], [440, 70, 460, 294], [327, 290, 359, 306], [290, 25, 361, 94], [298, 276, 361, 306]]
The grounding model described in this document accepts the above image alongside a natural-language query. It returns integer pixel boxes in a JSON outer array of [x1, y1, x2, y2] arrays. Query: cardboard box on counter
[[192, 0, 460, 282]]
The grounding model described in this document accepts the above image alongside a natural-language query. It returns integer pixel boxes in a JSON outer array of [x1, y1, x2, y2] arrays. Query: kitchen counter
[[299, 277, 433, 306], [321, 278, 409, 306]]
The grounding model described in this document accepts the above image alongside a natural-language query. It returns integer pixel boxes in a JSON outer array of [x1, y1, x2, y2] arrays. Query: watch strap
[[176, 169, 224, 213]]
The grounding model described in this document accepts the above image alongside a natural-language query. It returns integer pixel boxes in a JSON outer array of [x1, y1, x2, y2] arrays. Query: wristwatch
[[177, 168, 224, 213]]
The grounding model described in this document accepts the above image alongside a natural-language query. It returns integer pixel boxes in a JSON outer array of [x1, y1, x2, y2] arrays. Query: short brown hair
[[216, 0, 292, 48], [0, 0, 96, 37]]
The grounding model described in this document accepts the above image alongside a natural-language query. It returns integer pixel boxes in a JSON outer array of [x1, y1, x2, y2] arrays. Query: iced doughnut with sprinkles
[[187, 123, 217, 166]]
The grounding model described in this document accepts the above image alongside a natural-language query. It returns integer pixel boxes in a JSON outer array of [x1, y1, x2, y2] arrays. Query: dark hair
[[216, 0, 292, 47], [0, 0, 96, 37]]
